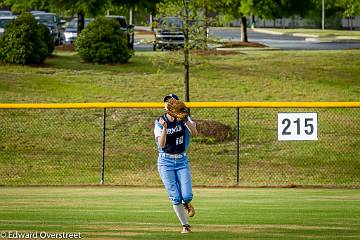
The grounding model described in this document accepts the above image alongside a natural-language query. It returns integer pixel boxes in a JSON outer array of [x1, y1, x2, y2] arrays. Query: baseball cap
[[163, 94, 179, 102]]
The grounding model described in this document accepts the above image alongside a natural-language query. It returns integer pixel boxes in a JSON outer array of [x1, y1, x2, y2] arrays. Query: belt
[[160, 152, 186, 159]]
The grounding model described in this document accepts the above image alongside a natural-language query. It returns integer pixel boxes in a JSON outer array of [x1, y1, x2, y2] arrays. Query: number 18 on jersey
[[278, 112, 318, 141]]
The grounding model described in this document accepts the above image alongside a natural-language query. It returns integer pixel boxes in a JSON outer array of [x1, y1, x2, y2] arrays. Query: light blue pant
[[158, 155, 193, 205]]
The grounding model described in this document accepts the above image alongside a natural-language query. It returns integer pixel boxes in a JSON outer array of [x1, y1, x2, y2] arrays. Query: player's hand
[[159, 117, 167, 129]]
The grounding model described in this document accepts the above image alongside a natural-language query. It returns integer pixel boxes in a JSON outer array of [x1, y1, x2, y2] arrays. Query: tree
[[336, 0, 360, 30], [1, 0, 50, 13], [215, 0, 249, 42], [0, 13, 49, 64], [156, 0, 210, 102], [308, 0, 344, 29], [49, 0, 109, 34], [110, 0, 161, 24], [75, 17, 132, 63], [214, 0, 281, 42], [2, 0, 109, 33], [278, 0, 314, 18]]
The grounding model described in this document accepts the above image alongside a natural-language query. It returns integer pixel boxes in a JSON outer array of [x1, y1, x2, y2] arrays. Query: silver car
[[0, 16, 16, 37], [63, 18, 93, 44], [0, 10, 13, 17]]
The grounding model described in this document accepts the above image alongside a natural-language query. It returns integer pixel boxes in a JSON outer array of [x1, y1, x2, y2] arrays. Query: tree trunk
[[240, 16, 248, 42], [77, 11, 85, 34]]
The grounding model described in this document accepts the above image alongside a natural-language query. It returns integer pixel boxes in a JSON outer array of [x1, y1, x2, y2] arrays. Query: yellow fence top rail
[[0, 102, 360, 109]]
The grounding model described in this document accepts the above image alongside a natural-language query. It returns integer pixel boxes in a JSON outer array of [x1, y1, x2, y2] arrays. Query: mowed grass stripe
[[0, 187, 359, 239]]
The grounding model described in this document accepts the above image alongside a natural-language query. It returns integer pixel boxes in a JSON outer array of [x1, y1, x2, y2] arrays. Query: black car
[[153, 17, 185, 50], [31, 12, 64, 45], [105, 15, 134, 50]]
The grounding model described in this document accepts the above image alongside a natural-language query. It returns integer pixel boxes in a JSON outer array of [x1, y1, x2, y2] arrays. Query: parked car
[[63, 18, 93, 44], [0, 16, 16, 37], [30, 10, 46, 14], [0, 10, 13, 17], [153, 17, 185, 50], [31, 12, 64, 45], [105, 15, 134, 49]]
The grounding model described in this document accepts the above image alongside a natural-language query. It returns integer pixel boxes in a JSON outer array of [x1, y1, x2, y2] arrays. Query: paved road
[[209, 28, 360, 50], [135, 28, 360, 51]]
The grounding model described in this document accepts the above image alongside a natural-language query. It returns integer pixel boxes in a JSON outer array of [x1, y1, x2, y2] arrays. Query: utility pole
[[129, 7, 133, 25], [183, 0, 190, 102], [150, 13, 153, 31], [24, 0, 28, 12], [322, 0, 325, 30]]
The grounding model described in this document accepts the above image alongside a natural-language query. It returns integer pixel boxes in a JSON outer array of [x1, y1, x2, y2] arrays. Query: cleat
[[181, 224, 192, 234], [183, 202, 195, 217]]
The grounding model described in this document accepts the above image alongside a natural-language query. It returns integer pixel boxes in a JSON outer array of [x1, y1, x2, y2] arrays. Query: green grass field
[[1, 50, 360, 103], [0, 187, 359, 239]]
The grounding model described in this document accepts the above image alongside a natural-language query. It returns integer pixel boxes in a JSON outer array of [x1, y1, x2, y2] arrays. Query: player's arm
[[158, 117, 167, 148], [185, 117, 197, 136]]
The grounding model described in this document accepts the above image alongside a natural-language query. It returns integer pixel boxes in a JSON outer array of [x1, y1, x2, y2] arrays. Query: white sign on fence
[[277, 112, 318, 141]]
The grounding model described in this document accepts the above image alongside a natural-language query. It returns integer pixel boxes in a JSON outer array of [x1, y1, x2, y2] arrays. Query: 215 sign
[[277, 113, 318, 141]]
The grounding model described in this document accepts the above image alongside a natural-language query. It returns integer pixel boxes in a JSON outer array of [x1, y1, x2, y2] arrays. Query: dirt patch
[[219, 41, 267, 48], [191, 49, 240, 56], [135, 30, 154, 36], [55, 45, 75, 52], [195, 120, 235, 143]]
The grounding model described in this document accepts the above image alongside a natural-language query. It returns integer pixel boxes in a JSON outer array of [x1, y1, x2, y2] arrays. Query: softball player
[[154, 94, 198, 234]]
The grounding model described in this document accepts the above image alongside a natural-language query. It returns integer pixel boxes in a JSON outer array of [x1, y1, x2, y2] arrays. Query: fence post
[[100, 108, 106, 184], [236, 107, 240, 185]]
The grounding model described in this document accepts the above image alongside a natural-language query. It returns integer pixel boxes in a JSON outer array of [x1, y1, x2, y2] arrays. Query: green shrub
[[38, 23, 55, 55], [0, 13, 49, 65], [75, 17, 133, 64]]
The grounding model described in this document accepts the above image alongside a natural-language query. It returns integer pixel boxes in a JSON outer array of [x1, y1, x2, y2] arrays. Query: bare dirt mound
[[195, 120, 235, 143], [220, 41, 267, 48], [191, 49, 240, 56], [55, 45, 75, 52]]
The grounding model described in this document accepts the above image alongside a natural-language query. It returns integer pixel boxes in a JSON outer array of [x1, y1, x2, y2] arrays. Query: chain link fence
[[0, 105, 359, 187]]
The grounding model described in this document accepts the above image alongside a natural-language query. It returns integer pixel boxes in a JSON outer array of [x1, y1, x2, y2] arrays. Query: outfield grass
[[0, 50, 359, 102], [0, 50, 359, 186], [0, 187, 359, 239]]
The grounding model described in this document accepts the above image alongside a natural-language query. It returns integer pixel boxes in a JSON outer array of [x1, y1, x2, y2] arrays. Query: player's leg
[[175, 157, 195, 217], [158, 158, 190, 232]]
